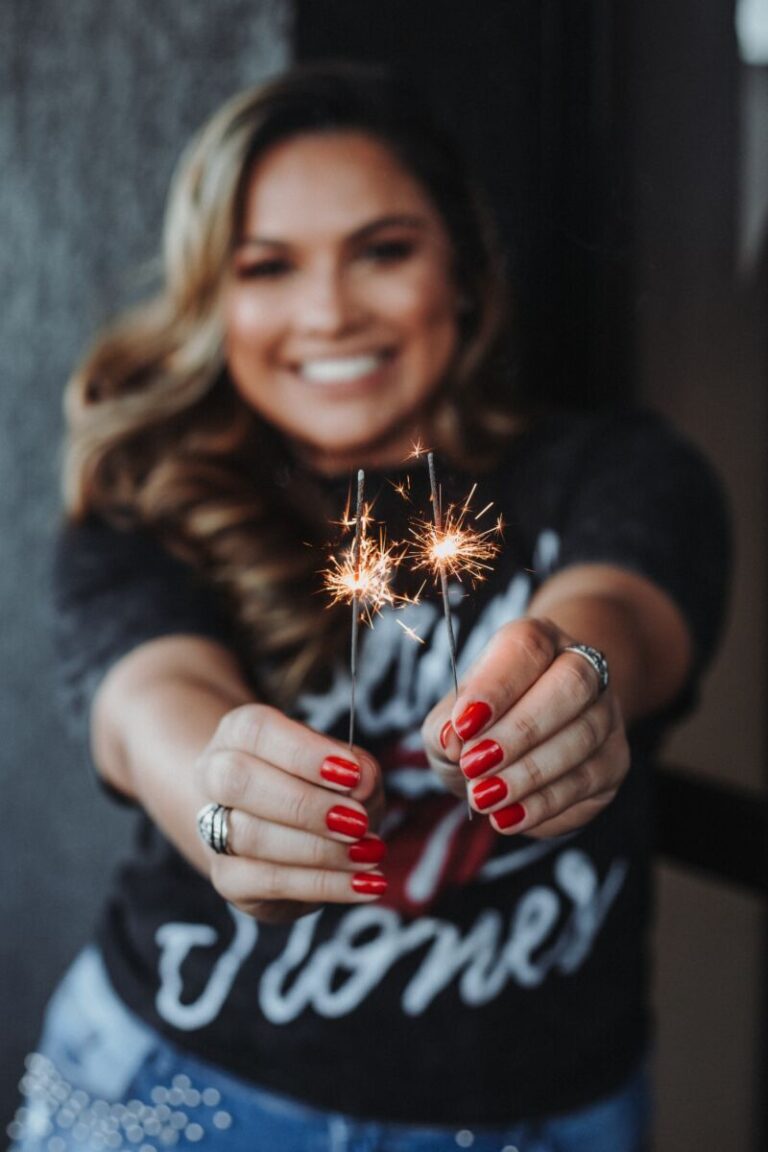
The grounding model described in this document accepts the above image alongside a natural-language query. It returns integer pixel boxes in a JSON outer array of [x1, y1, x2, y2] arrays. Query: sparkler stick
[[427, 452, 459, 695], [348, 469, 364, 748]]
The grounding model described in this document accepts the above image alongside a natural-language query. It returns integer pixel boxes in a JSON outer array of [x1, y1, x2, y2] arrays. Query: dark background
[[2, 3, 765, 1147]]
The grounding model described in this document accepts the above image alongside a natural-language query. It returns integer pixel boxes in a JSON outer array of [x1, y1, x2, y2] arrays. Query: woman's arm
[[423, 563, 692, 839], [93, 635, 386, 919]]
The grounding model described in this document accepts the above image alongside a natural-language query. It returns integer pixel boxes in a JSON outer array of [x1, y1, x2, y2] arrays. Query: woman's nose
[[295, 266, 359, 336]]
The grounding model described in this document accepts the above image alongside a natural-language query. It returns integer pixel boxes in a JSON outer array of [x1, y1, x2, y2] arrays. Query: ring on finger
[[561, 643, 609, 694], [196, 802, 234, 855]]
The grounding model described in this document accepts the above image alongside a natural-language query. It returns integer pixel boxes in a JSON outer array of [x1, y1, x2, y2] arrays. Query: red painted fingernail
[[460, 739, 504, 779], [471, 775, 509, 811], [454, 701, 492, 741], [439, 720, 454, 750], [348, 837, 387, 864], [326, 805, 368, 839], [320, 755, 361, 790], [491, 802, 526, 830], [351, 872, 388, 896]]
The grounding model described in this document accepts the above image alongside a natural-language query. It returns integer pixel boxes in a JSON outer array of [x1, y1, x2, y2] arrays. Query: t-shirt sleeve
[[555, 410, 731, 677], [52, 517, 234, 749]]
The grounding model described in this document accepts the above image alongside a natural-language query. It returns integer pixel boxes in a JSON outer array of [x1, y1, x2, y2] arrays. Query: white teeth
[[299, 355, 384, 384]]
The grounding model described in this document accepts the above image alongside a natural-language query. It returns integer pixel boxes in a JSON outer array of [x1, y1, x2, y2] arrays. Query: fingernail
[[348, 837, 387, 864], [460, 739, 504, 779], [471, 775, 509, 811], [326, 805, 368, 839], [454, 701, 492, 741], [439, 720, 454, 750], [491, 802, 526, 830], [320, 755, 361, 790], [351, 872, 388, 896]]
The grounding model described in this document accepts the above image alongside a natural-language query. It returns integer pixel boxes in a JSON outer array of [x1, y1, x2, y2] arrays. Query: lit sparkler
[[322, 470, 398, 747], [406, 454, 502, 692]]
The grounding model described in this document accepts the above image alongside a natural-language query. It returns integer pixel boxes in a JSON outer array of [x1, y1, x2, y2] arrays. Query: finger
[[211, 856, 388, 906], [511, 792, 617, 840], [459, 647, 609, 780], [227, 811, 387, 871], [450, 618, 561, 743], [461, 694, 615, 797], [204, 752, 370, 843], [211, 704, 379, 801], [485, 737, 627, 837]]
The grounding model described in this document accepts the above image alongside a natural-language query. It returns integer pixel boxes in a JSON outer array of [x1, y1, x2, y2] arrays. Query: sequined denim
[[8, 948, 651, 1152]]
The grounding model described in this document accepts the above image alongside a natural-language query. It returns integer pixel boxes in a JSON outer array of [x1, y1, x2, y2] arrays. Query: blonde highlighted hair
[[64, 62, 518, 703]]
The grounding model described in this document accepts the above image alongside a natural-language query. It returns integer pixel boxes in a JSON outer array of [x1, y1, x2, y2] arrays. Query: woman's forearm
[[528, 563, 692, 723]]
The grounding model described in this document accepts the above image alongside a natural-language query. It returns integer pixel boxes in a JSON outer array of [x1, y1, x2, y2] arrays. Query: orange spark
[[406, 493, 502, 586]]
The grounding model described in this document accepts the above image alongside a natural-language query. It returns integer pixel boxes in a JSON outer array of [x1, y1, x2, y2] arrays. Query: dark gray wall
[[0, 1, 289, 1123]]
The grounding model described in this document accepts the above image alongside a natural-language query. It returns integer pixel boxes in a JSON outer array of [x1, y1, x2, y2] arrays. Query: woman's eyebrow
[[236, 214, 429, 251], [348, 214, 430, 242]]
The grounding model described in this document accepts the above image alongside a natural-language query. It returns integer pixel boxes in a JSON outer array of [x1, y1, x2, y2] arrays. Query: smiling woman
[[13, 61, 730, 1152], [224, 132, 458, 473]]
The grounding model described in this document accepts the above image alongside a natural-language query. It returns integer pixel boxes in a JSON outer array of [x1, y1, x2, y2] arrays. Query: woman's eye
[[236, 259, 291, 280], [362, 239, 415, 265]]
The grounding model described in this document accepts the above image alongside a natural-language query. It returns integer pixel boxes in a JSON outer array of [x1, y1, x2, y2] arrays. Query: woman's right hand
[[196, 703, 387, 923]]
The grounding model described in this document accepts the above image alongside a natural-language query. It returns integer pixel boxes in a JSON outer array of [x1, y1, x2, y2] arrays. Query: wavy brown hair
[[64, 62, 519, 704]]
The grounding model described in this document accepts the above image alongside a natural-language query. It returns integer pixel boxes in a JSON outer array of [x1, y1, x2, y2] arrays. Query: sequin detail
[[7, 1054, 234, 1150]]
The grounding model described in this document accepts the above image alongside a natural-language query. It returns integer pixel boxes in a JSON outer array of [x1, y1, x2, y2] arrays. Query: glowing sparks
[[406, 502, 502, 586], [396, 618, 425, 645], [407, 436, 428, 460], [322, 528, 399, 625]]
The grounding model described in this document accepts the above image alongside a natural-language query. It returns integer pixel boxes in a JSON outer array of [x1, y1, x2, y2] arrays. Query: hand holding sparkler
[[406, 449, 503, 816]]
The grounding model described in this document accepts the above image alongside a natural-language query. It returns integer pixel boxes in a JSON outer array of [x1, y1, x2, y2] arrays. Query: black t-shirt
[[53, 410, 730, 1125]]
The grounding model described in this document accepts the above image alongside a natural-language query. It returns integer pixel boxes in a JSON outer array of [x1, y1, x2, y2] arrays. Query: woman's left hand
[[422, 617, 630, 838]]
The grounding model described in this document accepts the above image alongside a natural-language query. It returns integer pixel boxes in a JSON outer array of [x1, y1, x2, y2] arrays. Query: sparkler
[[406, 452, 502, 692], [321, 470, 398, 747]]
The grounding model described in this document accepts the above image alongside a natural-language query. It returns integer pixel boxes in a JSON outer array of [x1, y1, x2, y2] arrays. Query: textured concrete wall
[[0, 1, 289, 1125]]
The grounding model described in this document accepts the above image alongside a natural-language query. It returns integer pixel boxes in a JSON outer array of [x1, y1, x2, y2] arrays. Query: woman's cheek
[[224, 290, 282, 351]]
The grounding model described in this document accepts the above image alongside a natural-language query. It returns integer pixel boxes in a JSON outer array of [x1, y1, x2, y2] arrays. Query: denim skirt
[[8, 948, 651, 1152]]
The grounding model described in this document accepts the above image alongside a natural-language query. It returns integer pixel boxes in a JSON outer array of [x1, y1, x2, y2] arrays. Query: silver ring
[[196, 802, 233, 855], [561, 643, 610, 694]]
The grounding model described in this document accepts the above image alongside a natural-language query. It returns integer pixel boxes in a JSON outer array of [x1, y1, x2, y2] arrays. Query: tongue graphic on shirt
[[376, 742, 497, 917]]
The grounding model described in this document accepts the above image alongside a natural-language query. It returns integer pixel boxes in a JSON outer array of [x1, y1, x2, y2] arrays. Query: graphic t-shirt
[[54, 410, 730, 1125]]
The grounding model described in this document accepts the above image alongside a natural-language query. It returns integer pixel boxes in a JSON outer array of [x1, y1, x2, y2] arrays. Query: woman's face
[[222, 131, 459, 474]]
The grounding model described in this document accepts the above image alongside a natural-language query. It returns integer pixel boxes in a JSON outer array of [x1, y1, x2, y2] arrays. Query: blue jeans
[[9, 948, 651, 1152]]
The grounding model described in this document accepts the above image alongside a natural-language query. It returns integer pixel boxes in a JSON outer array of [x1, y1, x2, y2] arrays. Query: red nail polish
[[351, 872, 388, 896], [439, 720, 454, 750], [320, 755, 361, 790], [491, 802, 526, 830], [454, 701, 492, 741], [471, 775, 509, 811], [460, 739, 504, 779], [348, 837, 387, 864], [326, 805, 368, 839]]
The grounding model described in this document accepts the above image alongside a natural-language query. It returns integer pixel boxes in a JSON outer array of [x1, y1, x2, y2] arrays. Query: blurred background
[[1, 2, 766, 1148]]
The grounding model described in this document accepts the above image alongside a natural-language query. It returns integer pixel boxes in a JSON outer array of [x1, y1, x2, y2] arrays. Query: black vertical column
[[293, 0, 634, 411]]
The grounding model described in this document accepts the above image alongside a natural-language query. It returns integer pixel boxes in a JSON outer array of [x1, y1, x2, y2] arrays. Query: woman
[[12, 63, 728, 1151]]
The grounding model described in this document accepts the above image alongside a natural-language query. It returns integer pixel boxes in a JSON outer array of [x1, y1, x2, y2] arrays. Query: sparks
[[321, 528, 399, 625], [407, 436, 428, 460], [396, 618, 425, 645], [406, 502, 502, 586]]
